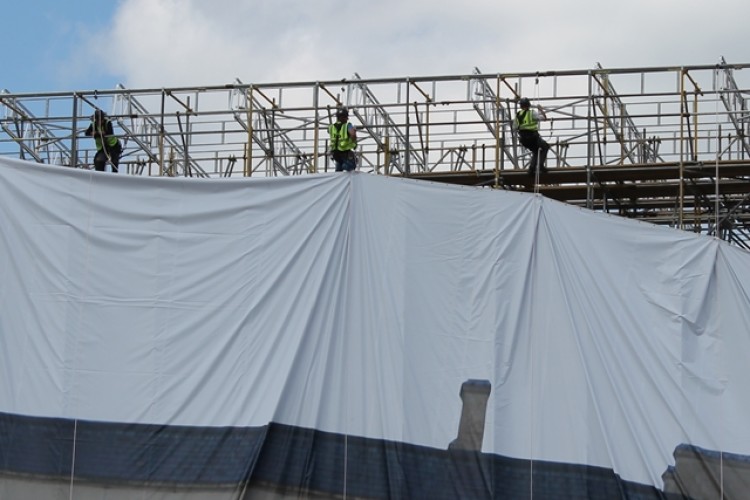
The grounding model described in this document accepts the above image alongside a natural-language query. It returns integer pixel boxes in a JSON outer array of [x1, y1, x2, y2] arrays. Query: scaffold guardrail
[[1, 61, 749, 246]]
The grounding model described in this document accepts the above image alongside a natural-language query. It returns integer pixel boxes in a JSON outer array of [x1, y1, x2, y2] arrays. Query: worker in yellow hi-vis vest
[[515, 97, 550, 176], [85, 109, 122, 173], [328, 107, 357, 172]]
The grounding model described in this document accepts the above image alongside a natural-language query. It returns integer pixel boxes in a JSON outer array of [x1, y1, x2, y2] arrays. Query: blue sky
[[2, 1, 121, 93], [3, 0, 750, 94]]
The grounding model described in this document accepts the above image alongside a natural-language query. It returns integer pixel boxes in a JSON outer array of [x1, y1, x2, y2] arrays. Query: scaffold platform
[[1, 59, 749, 246]]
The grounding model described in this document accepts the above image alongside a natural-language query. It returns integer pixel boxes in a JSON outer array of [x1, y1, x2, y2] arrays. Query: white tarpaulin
[[1, 157, 750, 499]]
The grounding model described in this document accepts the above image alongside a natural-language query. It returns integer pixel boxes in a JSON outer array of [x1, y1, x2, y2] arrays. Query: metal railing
[[2, 61, 750, 245]]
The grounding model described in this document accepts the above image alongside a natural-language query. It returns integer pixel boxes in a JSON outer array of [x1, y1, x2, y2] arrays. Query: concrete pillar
[[449, 379, 491, 451]]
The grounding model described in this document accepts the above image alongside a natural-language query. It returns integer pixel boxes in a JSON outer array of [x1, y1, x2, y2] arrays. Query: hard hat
[[92, 109, 106, 121], [519, 98, 531, 107], [336, 107, 349, 118]]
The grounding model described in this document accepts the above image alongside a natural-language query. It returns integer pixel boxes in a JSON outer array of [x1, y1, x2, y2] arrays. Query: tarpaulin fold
[[2, 158, 750, 498]]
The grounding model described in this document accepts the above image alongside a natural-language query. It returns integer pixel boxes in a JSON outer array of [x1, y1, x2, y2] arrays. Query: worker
[[85, 109, 122, 173], [515, 97, 550, 175], [328, 107, 357, 172]]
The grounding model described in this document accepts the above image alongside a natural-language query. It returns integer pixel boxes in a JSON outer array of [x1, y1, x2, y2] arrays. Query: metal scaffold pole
[[1, 61, 750, 246]]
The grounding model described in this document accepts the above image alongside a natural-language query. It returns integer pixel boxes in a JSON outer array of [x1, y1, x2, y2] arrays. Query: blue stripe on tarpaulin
[[0, 412, 266, 483], [254, 423, 665, 499], [0, 412, 665, 498]]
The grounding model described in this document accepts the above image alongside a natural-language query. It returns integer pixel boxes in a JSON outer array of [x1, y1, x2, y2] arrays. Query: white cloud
[[88, 0, 749, 89]]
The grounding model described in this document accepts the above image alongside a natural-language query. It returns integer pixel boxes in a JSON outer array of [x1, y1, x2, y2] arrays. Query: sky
[[2, 0, 750, 94]]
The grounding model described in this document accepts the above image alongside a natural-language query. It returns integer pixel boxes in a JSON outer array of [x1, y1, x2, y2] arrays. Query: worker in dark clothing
[[328, 107, 357, 172], [515, 97, 550, 175], [85, 109, 122, 173]]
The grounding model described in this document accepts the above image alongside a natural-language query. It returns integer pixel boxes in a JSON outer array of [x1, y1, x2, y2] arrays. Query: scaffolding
[[1, 60, 749, 247]]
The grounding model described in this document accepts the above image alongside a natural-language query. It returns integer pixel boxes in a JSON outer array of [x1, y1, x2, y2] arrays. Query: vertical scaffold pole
[[679, 68, 686, 229], [245, 86, 253, 177], [494, 75, 501, 188], [71, 93, 79, 169], [313, 82, 320, 174], [586, 71, 593, 209], [159, 90, 166, 176], [405, 78, 411, 175]]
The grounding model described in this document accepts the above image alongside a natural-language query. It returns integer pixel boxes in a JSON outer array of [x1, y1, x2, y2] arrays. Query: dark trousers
[[332, 150, 356, 172], [518, 130, 549, 173], [94, 143, 122, 172]]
